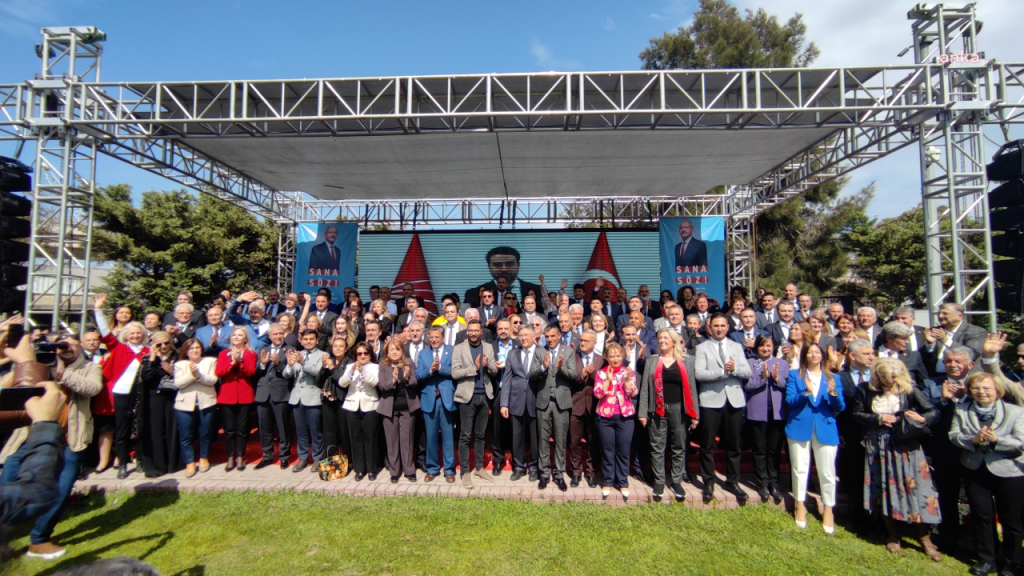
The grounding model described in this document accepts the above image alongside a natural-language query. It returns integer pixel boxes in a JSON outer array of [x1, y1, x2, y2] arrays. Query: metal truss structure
[[3, 4, 1023, 329]]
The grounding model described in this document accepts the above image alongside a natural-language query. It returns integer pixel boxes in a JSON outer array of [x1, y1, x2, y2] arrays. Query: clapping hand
[[941, 380, 965, 402], [827, 379, 838, 397], [260, 349, 270, 365], [724, 357, 735, 374], [761, 361, 770, 379], [474, 352, 482, 370], [481, 354, 488, 368], [542, 352, 551, 369], [208, 330, 218, 349], [323, 357, 335, 370], [431, 355, 440, 373], [771, 363, 780, 381]]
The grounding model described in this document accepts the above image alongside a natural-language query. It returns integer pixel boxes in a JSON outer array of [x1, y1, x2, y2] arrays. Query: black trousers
[[510, 412, 538, 473], [113, 392, 135, 465], [964, 466, 1024, 568], [458, 394, 490, 473], [698, 404, 744, 486], [219, 403, 250, 460], [256, 400, 292, 462], [142, 389, 180, 476], [933, 457, 965, 549], [347, 409, 379, 475], [491, 394, 511, 468], [321, 398, 350, 458], [748, 418, 785, 490]]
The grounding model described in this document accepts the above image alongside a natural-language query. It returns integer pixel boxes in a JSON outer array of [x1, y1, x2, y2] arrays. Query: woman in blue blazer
[[785, 342, 845, 534]]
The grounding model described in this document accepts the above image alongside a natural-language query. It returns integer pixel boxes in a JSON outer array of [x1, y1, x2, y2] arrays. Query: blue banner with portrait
[[294, 222, 358, 306], [659, 217, 726, 301]]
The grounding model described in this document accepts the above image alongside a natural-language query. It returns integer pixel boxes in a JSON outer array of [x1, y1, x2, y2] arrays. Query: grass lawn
[[1, 491, 973, 576]]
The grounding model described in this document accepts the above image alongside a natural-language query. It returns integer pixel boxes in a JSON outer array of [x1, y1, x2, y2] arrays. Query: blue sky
[[1, 0, 1020, 221]]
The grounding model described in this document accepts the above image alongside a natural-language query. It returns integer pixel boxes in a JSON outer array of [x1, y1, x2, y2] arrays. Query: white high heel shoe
[[823, 524, 835, 535]]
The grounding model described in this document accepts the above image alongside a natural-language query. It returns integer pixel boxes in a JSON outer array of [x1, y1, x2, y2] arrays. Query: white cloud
[[0, 0, 80, 39], [602, 17, 615, 30], [649, 13, 663, 20], [530, 39, 582, 71]]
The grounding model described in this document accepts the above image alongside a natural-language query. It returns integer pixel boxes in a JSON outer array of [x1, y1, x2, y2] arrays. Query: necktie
[[329, 245, 335, 260], [434, 349, 440, 363], [858, 371, 866, 384], [562, 333, 570, 345], [719, 341, 727, 363], [583, 355, 590, 368], [680, 241, 687, 259]]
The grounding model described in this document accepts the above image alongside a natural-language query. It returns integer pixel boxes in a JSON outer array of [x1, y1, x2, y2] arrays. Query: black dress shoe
[[292, 461, 309, 473], [671, 482, 686, 502], [280, 459, 289, 470], [570, 476, 581, 488], [391, 476, 400, 484], [509, 470, 525, 482], [969, 562, 998, 576], [681, 472, 691, 484], [254, 460, 273, 470], [769, 485, 784, 503], [492, 465, 503, 477], [652, 484, 664, 502], [724, 483, 748, 503], [225, 457, 236, 472], [757, 485, 770, 502], [586, 475, 597, 488], [116, 464, 129, 480], [554, 477, 568, 492], [354, 472, 366, 481], [702, 484, 714, 504], [405, 475, 417, 483], [528, 471, 539, 482], [368, 472, 378, 481], [537, 478, 549, 490], [237, 460, 247, 471]]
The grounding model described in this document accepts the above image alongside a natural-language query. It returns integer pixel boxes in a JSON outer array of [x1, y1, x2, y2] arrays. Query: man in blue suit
[[308, 225, 342, 272], [499, 324, 545, 482], [674, 219, 708, 269], [728, 309, 769, 359], [225, 292, 271, 351], [416, 326, 456, 483], [194, 306, 232, 358]]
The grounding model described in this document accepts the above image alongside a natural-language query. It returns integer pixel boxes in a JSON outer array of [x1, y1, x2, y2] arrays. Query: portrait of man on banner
[[659, 217, 725, 300], [674, 219, 708, 269], [294, 222, 358, 305], [308, 224, 343, 274]]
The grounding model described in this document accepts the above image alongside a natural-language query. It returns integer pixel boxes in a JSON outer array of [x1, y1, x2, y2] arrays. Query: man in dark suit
[[308, 225, 342, 272], [165, 303, 200, 348], [892, 306, 929, 352], [490, 319, 517, 475], [253, 324, 294, 470], [475, 288, 506, 330], [754, 292, 778, 330], [876, 322, 928, 389], [589, 278, 625, 321], [856, 306, 883, 345], [835, 338, 875, 523], [536, 325, 578, 491], [396, 296, 424, 331], [403, 320, 426, 361], [569, 284, 587, 308], [310, 294, 337, 338], [464, 246, 542, 308], [673, 219, 708, 269], [728, 308, 769, 359], [556, 312, 581, 350], [637, 285, 661, 320], [499, 324, 545, 482], [619, 323, 652, 482], [626, 311, 657, 350], [922, 302, 988, 378], [162, 291, 206, 329], [455, 309, 494, 344], [766, 301, 798, 350], [570, 329, 603, 488], [616, 296, 653, 333]]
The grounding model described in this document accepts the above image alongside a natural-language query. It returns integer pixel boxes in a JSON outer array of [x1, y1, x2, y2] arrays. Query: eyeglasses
[[155, 342, 169, 348], [511, 320, 521, 325], [356, 352, 370, 357]]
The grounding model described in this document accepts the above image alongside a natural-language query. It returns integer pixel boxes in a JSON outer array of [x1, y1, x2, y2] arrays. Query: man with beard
[[464, 247, 542, 308]]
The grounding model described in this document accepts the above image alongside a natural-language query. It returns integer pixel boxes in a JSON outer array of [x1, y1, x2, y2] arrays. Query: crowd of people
[[3, 277, 1024, 574]]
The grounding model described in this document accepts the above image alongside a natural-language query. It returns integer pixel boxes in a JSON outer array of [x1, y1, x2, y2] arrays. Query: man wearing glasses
[[508, 315, 522, 339]]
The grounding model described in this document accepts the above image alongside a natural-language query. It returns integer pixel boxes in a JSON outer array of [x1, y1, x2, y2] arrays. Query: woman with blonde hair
[[214, 326, 257, 471], [302, 314, 330, 351], [785, 342, 844, 534], [332, 315, 357, 351], [638, 328, 699, 502], [593, 342, 638, 499], [138, 330, 180, 477], [370, 299, 394, 336], [781, 321, 809, 363], [950, 372, 1024, 575], [173, 338, 218, 477], [587, 313, 615, 355], [276, 312, 299, 347], [851, 358, 941, 560]]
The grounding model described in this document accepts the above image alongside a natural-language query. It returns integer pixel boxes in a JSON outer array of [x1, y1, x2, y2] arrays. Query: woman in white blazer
[[173, 338, 219, 477], [340, 342, 381, 480]]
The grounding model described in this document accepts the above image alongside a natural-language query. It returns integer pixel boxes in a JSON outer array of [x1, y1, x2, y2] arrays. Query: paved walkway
[[74, 460, 839, 511]]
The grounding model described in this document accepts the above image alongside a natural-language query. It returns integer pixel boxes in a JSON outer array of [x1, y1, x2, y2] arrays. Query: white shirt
[[626, 345, 639, 371], [410, 341, 423, 360], [878, 345, 899, 359], [522, 344, 536, 373], [253, 318, 270, 337], [763, 309, 775, 324], [386, 301, 398, 316]]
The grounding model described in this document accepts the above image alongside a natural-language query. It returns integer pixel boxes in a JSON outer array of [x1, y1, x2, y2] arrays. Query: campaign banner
[[294, 222, 358, 306], [659, 217, 725, 300]]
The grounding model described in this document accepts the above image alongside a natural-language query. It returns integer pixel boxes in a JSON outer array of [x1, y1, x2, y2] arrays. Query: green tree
[[639, 0, 819, 70], [755, 180, 873, 296], [92, 184, 279, 312], [843, 205, 927, 309]]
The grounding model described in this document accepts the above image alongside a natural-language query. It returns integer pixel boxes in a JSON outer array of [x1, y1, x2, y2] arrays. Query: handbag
[[892, 411, 931, 444], [317, 445, 349, 481]]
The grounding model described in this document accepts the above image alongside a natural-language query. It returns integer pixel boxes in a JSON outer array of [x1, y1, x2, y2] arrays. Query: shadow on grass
[[32, 531, 174, 576], [168, 565, 206, 576], [56, 490, 180, 547]]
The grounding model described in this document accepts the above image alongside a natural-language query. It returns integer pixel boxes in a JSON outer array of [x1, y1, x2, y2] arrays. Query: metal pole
[[922, 146, 944, 323]]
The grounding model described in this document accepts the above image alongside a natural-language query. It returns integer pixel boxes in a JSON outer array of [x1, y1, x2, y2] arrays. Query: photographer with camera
[[0, 328, 102, 560], [0, 332, 77, 560]]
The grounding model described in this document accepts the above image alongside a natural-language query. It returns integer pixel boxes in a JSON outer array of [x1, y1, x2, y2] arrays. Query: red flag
[[582, 231, 624, 301], [391, 233, 439, 315]]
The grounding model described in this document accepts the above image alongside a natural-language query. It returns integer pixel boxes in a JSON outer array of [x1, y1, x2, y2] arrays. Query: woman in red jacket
[[215, 327, 257, 471], [93, 293, 150, 479]]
